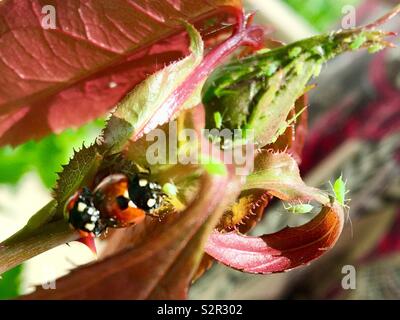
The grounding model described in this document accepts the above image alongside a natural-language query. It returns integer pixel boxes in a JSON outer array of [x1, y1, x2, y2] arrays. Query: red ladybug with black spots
[[66, 172, 163, 236]]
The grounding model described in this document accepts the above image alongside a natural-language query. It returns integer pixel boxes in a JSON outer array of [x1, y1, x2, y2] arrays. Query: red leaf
[[0, 0, 242, 146], [205, 206, 343, 273], [205, 151, 345, 274]]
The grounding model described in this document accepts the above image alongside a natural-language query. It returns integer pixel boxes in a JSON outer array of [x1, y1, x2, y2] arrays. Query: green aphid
[[343, 37, 353, 44], [272, 106, 308, 142], [294, 60, 304, 74], [284, 203, 314, 215], [311, 45, 325, 57], [256, 48, 271, 55], [264, 61, 279, 77], [162, 182, 178, 197], [198, 155, 227, 176], [368, 43, 384, 54], [313, 63, 323, 78], [331, 175, 349, 207], [289, 46, 302, 59], [350, 34, 367, 50], [214, 88, 236, 98], [213, 111, 223, 129]]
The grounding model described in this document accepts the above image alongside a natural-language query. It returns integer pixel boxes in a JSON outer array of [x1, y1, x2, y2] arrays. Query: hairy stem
[[0, 219, 78, 274]]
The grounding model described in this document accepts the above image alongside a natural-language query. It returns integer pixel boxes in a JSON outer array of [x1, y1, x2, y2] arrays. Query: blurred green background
[[283, 0, 361, 31]]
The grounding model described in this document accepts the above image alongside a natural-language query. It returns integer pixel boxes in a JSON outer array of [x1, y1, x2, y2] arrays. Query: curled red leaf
[[205, 151, 344, 274], [205, 206, 343, 273]]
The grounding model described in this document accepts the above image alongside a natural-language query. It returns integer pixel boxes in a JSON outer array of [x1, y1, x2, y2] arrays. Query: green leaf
[[53, 144, 103, 215], [203, 27, 395, 147], [0, 265, 23, 299], [247, 56, 317, 146], [244, 151, 328, 204], [102, 21, 204, 154]]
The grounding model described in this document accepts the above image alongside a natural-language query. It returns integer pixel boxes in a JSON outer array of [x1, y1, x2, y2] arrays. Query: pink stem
[[135, 13, 265, 140]]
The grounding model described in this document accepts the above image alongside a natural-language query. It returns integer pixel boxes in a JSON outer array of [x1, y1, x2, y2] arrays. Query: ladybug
[[65, 173, 164, 235], [66, 187, 105, 237], [93, 173, 163, 227]]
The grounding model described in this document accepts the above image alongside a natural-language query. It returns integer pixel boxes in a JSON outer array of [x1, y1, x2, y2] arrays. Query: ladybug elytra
[[66, 173, 164, 236], [66, 187, 105, 237]]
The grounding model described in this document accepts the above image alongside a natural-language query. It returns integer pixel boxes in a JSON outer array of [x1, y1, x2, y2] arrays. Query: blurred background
[[1, 0, 400, 299]]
